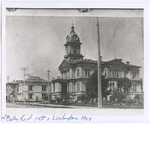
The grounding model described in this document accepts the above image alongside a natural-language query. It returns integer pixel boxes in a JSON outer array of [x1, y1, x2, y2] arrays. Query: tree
[[86, 69, 109, 98], [117, 77, 131, 92]]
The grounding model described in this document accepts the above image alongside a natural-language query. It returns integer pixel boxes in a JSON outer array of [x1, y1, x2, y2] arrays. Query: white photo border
[[1, 2, 149, 122]]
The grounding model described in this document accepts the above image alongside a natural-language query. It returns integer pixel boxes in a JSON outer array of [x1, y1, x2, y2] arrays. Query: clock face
[[72, 35, 78, 41]]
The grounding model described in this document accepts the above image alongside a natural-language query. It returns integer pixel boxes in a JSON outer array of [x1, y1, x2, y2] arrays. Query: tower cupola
[[64, 25, 81, 46], [64, 25, 83, 61]]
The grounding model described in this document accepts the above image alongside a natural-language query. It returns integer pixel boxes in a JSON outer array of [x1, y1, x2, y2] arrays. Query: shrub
[[77, 95, 86, 101], [134, 94, 140, 100], [111, 92, 126, 102], [126, 99, 134, 105]]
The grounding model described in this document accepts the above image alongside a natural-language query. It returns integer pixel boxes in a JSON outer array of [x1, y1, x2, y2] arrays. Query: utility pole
[[114, 27, 116, 59], [21, 68, 28, 104], [47, 69, 50, 104], [97, 17, 102, 108]]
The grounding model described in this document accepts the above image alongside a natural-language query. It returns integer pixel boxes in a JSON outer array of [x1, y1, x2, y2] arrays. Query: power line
[[103, 18, 121, 60]]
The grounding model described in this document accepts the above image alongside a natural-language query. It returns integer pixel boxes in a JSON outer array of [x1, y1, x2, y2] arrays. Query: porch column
[[58, 83, 61, 92], [70, 82, 72, 92], [70, 68, 72, 78], [52, 83, 55, 93], [55, 83, 57, 93]]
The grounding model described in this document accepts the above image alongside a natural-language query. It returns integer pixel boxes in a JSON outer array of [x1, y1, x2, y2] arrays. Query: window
[[42, 85, 46, 91], [117, 71, 119, 77], [88, 69, 90, 77], [72, 69, 75, 78], [85, 68, 88, 77], [72, 82, 75, 92], [77, 69, 80, 77], [67, 70, 70, 78], [29, 85, 32, 91], [85, 68, 90, 77], [109, 82, 115, 91], [77, 83, 80, 92], [42, 93, 47, 99], [29, 93, 32, 99], [113, 82, 114, 87], [133, 85, 137, 92], [112, 69, 119, 78], [74, 49, 76, 54]]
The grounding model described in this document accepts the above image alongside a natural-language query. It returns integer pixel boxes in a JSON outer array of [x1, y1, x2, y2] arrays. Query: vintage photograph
[[2, 4, 147, 122]]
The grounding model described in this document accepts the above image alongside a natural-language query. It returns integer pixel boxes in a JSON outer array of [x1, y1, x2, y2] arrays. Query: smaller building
[[102, 58, 142, 98], [17, 76, 50, 101], [6, 80, 20, 102]]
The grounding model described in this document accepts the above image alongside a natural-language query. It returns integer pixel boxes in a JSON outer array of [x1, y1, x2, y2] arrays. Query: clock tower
[[64, 25, 83, 61]]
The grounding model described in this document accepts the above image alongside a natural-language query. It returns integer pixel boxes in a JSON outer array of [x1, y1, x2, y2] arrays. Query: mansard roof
[[58, 59, 97, 70], [58, 58, 140, 70]]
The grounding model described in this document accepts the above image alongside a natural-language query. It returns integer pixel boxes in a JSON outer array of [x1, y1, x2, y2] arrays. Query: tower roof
[[64, 25, 82, 46]]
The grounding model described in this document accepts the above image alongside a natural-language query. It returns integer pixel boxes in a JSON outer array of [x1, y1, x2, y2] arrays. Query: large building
[[51, 25, 142, 101], [17, 76, 50, 101], [51, 25, 97, 101]]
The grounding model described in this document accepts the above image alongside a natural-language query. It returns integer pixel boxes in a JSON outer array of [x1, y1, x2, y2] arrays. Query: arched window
[[85, 68, 88, 77], [77, 83, 80, 92], [110, 83, 111, 87], [113, 82, 114, 87], [77, 69, 80, 77]]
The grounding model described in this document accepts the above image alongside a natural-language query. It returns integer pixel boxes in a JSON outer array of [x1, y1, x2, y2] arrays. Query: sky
[[6, 16, 144, 81]]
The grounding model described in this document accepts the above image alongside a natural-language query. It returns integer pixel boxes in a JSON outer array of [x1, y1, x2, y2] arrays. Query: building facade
[[6, 81, 20, 102], [51, 25, 142, 101], [51, 26, 98, 101], [101, 59, 142, 99], [17, 76, 50, 101]]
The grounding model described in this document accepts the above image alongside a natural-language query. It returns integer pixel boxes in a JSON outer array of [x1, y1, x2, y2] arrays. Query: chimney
[[126, 61, 130, 65], [119, 59, 122, 62]]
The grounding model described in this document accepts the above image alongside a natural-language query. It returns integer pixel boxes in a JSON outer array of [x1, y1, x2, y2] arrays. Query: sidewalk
[[29, 102, 143, 109], [30, 102, 97, 109], [6, 102, 143, 109]]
